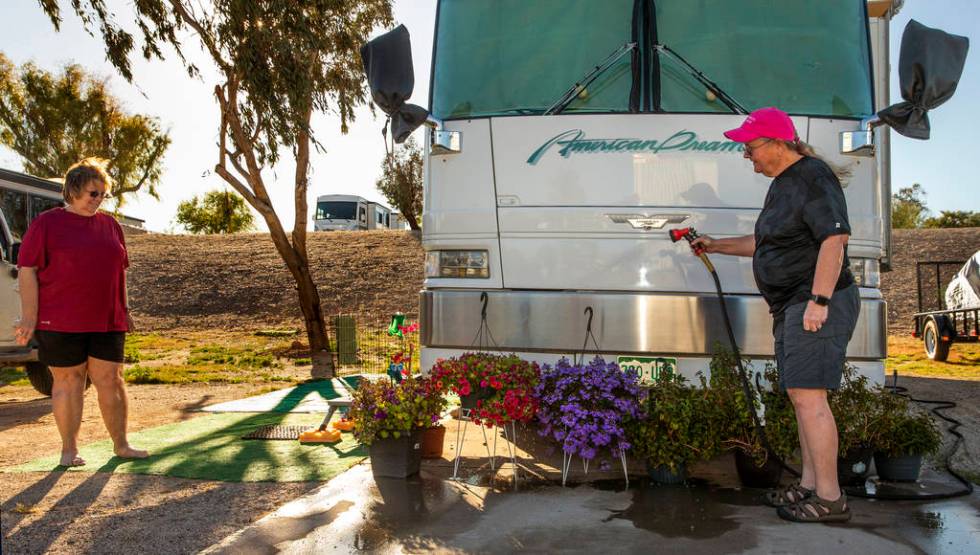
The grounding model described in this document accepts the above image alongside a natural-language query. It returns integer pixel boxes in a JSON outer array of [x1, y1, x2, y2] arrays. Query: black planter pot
[[874, 452, 923, 482], [837, 446, 874, 487], [460, 386, 495, 410], [369, 430, 423, 478], [646, 461, 687, 485], [734, 450, 783, 488]]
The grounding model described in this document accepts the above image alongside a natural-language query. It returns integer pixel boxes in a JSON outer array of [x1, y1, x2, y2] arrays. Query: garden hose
[[669, 227, 800, 478], [844, 371, 973, 501]]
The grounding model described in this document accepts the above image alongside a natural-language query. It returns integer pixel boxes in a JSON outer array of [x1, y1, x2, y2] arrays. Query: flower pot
[[460, 386, 495, 410], [369, 430, 423, 478], [874, 452, 923, 482], [734, 450, 783, 488], [646, 461, 687, 485], [420, 425, 446, 459], [837, 446, 874, 487]]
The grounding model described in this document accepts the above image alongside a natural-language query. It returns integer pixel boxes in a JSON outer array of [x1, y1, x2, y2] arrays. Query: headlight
[[849, 258, 880, 288], [425, 250, 490, 278]]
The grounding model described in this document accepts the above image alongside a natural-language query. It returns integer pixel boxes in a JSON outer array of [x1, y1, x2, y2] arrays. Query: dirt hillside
[[126, 228, 979, 333], [127, 230, 424, 330]]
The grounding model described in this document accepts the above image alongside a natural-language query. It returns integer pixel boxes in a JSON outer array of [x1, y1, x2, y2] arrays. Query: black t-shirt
[[753, 156, 855, 315]]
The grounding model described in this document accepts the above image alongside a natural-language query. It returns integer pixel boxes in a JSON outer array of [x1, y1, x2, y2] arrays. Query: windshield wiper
[[546, 41, 637, 116], [653, 44, 748, 115]]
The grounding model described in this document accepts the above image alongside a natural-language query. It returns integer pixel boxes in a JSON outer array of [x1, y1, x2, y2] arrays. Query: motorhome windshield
[[315, 201, 357, 220], [431, 0, 873, 119]]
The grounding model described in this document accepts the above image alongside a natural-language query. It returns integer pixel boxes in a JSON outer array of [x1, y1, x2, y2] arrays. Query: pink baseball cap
[[724, 107, 797, 143]]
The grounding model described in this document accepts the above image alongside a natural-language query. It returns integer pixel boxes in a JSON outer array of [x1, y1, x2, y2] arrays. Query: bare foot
[[59, 453, 86, 467], [114, 446, 149, 459]]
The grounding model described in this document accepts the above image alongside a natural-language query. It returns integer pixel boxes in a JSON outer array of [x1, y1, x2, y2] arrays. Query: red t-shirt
[[17, 208, 130, 332]]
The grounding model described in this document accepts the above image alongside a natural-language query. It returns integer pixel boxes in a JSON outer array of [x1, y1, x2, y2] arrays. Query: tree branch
[[167, 0, 232, 73]]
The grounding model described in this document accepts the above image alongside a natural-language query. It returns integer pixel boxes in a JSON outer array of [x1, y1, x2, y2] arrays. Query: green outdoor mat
[[5, 413, 366, 482], [201, 379, 346, 413]]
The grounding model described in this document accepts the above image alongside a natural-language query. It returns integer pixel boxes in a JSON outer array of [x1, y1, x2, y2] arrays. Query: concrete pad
[[205, 418, 980, 554]]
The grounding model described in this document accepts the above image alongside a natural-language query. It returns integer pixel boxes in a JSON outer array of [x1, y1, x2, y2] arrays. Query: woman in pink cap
[[692, 107, 859, 523]]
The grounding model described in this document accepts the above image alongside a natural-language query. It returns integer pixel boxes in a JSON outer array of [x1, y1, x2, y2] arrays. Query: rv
[[405, 0, 932, 382], [313, 194, 393, 231]]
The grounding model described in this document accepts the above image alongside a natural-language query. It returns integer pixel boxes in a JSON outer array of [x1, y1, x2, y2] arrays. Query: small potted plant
[[871, 392, 942, 482], [828, 365, 879, 486], [709, 350, 791, 488], [430, 352, 540, 428], [626, 371, 719, 484], [535, 357, 645, 478], [350, 375, 446, 478]]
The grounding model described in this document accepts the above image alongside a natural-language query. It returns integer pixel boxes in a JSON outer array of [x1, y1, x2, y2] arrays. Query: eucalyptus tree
[[0, 53, 170, 205], [38, 1, 395, 376]]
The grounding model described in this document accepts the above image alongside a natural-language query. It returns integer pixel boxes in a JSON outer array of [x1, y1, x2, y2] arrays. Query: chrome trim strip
[[421, 289, 886, 359]]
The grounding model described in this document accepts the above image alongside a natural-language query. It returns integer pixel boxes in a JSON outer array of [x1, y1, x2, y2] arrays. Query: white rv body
[[420, 1, 897, 383], [314, 194, 392, 231]]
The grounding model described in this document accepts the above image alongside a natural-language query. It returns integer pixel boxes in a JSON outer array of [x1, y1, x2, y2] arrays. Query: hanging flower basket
[[430, 352, 540, 427]]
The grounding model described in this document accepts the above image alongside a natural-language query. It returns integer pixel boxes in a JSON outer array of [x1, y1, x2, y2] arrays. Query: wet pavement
[[204, 421, 980, 554]]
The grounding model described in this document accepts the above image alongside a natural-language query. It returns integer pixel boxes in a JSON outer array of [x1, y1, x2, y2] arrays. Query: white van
[[313, 194, 393, 231]]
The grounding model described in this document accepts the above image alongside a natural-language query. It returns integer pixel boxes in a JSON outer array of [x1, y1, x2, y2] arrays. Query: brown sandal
[[777, 492, 851, 523], [764, 481, 814, 507]]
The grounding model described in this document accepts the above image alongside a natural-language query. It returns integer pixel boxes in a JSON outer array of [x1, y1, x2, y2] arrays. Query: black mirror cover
[[877, 19, 970, 140], [361, 25, 430, 143]]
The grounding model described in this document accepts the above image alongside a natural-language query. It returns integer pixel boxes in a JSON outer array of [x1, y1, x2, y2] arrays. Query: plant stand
[[560, 450, 629, 488], [451, 409, 521, 490]]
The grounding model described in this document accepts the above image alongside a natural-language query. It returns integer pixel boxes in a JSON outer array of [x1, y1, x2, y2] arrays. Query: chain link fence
[[325, 313, 421, 376]]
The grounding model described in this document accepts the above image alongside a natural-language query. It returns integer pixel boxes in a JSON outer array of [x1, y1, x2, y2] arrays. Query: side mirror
[[361, 25, 460, 155], [842, 20, 968, 156], [876, 19, 969, 140]]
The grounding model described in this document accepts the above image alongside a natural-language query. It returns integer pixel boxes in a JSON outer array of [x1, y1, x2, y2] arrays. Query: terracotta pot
[[421, 425, 446, 459]]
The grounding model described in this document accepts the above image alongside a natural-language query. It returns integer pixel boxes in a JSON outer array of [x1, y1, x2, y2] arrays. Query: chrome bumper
[[420, 289, 886, 360]]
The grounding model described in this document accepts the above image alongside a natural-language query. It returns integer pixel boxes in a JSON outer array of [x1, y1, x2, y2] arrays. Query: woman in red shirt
[[15, 158, 147, 467]]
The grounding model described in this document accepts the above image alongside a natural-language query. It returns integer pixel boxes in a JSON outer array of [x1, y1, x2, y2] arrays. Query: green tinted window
[[432, 0, 636, 119], [655, 0, 873, 116]]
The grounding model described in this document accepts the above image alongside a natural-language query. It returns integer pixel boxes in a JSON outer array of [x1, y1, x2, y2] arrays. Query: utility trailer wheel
[[923, 319, 951, 362], [25, 362, 92, 396]]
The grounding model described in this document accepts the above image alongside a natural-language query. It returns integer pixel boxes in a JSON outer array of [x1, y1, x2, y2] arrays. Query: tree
[[376, 136, 422, 230], [891, 184, 929, 229], [922, 210, 980, 229], [0, 53, 170, 206], [39, 1, 394, 377], [176, 189, 255, 234]]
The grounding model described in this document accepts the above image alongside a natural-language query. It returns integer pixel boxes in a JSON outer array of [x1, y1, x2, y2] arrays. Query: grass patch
[[1, 366, 29, 387], [187, 345, 278, 369], [887, 336, 980, 380], [294, 358, 312, 366], [255, 329, 299, 337]]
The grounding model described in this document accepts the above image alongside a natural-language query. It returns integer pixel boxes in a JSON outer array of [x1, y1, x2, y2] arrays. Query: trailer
[[313, 194, 393, 231], [361, 0, 966, 384], [912, 260, 980, 361]]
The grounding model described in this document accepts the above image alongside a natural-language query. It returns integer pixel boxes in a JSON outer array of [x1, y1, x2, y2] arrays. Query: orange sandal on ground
[[764, 481, 814, 507], [776, 491, 851, 523]]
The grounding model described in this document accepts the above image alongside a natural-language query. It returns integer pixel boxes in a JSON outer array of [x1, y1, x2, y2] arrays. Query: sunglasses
[[86, 191, 112, 199], [742, 138, 772, 156]]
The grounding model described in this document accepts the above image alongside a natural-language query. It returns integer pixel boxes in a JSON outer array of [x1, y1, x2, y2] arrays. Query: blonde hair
[[63, 157, 113, 203], [777, 139, 852, 182]]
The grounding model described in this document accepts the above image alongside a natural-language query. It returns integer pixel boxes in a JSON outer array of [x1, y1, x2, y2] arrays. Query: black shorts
[[34, 330, 127, 367], [772, 285, 860, 390]]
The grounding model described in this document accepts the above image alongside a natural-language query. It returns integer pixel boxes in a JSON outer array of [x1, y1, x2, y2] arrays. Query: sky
[[0, 0, 977, 232]]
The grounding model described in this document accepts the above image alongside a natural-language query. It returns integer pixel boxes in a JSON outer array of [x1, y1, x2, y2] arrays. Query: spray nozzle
[[668, 227, 705, 255]]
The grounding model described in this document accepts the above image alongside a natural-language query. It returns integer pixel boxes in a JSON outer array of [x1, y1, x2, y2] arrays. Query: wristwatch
[[810, 294, 831, 307]]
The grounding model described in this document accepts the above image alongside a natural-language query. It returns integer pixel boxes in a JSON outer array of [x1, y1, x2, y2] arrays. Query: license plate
[[617, 356, 677, 384]]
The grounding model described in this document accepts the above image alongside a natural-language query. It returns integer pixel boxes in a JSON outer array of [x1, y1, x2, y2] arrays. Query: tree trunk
[[405, 212, 420, 231]]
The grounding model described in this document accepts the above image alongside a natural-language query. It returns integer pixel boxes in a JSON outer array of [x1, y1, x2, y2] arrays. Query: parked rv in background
[[313, 194, 395, 231]]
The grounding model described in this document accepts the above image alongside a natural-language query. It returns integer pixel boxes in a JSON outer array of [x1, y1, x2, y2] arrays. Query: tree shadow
[[0, 398, 52, 432]]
